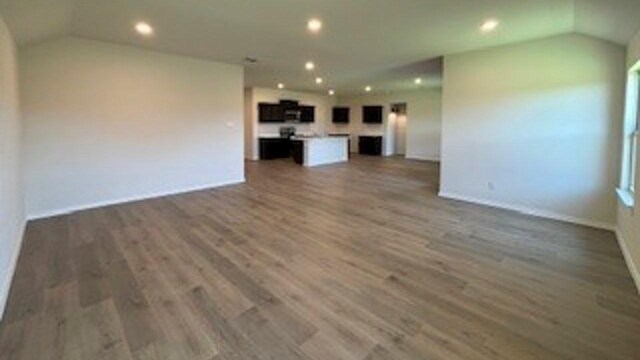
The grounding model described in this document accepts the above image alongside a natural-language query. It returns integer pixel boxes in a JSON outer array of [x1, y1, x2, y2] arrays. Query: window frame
[[630, 129, 637, 193], [618, 62, 640, 207]]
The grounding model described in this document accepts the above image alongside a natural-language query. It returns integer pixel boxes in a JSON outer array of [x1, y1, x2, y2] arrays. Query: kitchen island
[[291, 136, 349, 167]]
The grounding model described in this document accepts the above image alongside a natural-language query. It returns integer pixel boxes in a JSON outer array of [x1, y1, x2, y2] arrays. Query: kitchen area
[[244, 87, 387, 167], [259, 125, 350, 167], [257, 98, 350, 167]]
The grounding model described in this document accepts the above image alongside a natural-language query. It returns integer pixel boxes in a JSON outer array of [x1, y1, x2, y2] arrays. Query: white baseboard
[[405, 154, 440, 162], [438, 191, 615, 231], [615, 229, 640, 294], [28, 178, 246, 221], [0, 216, 27, 322]]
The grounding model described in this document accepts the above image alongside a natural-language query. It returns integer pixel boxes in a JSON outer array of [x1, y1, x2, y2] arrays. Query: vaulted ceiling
[[1, 0, 639, 94]]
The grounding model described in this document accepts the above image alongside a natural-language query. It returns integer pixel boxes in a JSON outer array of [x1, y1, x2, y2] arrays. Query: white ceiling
[[1, 0, 639, 94]]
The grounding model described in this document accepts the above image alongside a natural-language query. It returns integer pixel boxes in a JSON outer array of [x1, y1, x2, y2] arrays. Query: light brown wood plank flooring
[[1, 155, 639, 359]]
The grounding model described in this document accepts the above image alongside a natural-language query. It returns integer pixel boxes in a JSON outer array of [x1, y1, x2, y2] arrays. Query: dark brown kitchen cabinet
[[291, 140, 304, 164], [299, 106, 315, 123], [362, 106, 383, 124], [332, 107, 350, 123], [258, 103, 285, 123], [358, 136, 383, 155], [259, 138, 291, 159]]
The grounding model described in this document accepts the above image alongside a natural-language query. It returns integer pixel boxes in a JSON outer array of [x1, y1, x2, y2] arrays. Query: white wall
[[244, 87, 254, 160], [617, 29, 640, 292], [21, 37, 245, 218], [338, 89, 442, 160], [440, 34, 625, 229], [245, 87, 336, 160], [0, 17, 25, 319]]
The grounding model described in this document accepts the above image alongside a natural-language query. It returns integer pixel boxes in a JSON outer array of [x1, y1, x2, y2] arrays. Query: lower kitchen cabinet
[[259, 138, 291, 160]]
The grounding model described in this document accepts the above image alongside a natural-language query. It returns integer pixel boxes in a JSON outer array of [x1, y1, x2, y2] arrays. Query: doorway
[[390, 103, 407, 156]]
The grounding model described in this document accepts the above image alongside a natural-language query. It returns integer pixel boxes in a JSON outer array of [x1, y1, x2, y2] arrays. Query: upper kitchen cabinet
[[258, 103, 285, 123], [332, 107, 350, 123], [299, 105, 315, 123], [362, 106, 383, 124]]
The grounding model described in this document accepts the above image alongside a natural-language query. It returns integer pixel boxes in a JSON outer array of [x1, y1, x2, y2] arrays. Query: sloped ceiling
[[1, 0, 639, 94]]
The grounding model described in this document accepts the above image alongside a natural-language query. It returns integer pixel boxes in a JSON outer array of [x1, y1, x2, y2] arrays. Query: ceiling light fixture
[[315, 77, 324, 84], [307, 18, 323, 33], [328, 89, 335, 95], [414, 77, 423, 85], [277, 83, 285, 89], [480, 19, 499, 33], [135, 22, 154, 36], [365, 86, 372, 92], [305, 61, 315, 71]]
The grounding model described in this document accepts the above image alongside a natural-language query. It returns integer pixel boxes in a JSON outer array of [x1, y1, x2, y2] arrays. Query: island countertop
[[290, 136, 348, 167], [290, 134, 342, 140]]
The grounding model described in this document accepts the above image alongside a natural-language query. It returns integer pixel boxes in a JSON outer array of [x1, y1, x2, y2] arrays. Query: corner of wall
[[0, 14, 27, 323], [615, 227, 640, 294], [438, 191, 616, 231], [0, 216, 26, 322]]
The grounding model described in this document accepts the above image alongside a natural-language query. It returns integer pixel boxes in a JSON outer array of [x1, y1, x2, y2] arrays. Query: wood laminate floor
[[1, 156, 639, 360]]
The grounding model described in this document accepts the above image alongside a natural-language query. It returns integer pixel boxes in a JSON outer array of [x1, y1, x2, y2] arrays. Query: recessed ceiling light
[[135, 22, 154, 36], [480, 19, 499, 33], [315, 77, 324, 84], [365, 86, 372, 92], [305, 61, 315, 71], [328, 89, 335, 95], [277, 83, 285, 89], [307, 18, 323, 33], [414, 77, 423, 85]]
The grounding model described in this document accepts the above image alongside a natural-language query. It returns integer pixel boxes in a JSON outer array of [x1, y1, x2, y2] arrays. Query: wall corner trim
[[438, 191, 616, 231], [0, 217, 27, 322], [615, 228, 640, 294]]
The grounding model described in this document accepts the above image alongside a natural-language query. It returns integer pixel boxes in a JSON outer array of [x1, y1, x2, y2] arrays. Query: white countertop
[[259, 134, 286, 139], [291, 135, 348, 142], [259, 133, 380, 139]]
